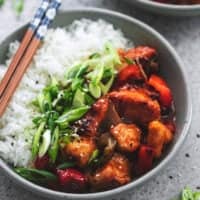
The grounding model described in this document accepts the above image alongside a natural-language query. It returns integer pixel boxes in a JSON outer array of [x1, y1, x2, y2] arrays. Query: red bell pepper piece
[[137, 145, 154, 174], [116, 64, 143, 86], [34, 155, 49, 170], [57, 168, 87, 193], [148, 74, 172, 107]]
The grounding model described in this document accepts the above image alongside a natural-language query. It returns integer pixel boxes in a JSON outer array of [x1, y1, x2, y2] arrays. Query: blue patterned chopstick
[[0, 0, 62, 116], [0, 0, 52, 97], [30, 0, 51, 32], [36, 0, 62, 40]]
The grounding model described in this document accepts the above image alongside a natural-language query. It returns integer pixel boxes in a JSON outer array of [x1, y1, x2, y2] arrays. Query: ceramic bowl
[[0, 8, 192, 200], [128, 0, 200, 16]]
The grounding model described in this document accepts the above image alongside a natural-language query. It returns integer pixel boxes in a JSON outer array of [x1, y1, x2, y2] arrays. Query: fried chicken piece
[[110, 123, 141, 152], [125, 46, 157, 60], [74, 97, 109, 136], [64, 137, 96, 167], [147, 120, 173, 158], [109, 90, 161, 125], [118, 84, 159, 100], [89, 153, 131, 191], [124, 46, 159, 75]]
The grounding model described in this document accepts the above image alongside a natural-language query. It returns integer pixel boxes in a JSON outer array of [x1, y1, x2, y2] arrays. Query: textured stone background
[[0, 1, 200, 200]]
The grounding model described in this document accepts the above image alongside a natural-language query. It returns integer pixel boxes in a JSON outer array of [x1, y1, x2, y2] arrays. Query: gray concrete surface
[[0, 1, 200, 200]]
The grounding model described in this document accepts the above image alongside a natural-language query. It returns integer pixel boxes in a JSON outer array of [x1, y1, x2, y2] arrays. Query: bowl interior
[[0, 9, 192, 200]]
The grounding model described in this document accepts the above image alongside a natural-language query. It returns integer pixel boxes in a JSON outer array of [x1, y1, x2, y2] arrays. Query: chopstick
[[0, 0, 51, 97], [0, 0, 62, 117]]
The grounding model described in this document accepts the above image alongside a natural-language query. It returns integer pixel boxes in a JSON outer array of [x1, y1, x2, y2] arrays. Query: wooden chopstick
[[0, 38, 41, 116], [0, 0, 51, 98], [0, 0, 62, 117], [0, 29, 34, 97]]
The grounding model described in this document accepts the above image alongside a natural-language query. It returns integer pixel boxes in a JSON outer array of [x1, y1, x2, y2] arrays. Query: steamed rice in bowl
[[0, 19, 132, 167]]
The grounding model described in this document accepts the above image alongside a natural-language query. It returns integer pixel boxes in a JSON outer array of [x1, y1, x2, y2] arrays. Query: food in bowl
[[0, 19, 176, 193], [152, 0, 200, 4]]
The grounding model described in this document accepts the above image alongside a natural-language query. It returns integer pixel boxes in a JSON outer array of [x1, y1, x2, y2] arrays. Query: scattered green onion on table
[[0, 0, 25, 15], [174, 188, 200, 200]]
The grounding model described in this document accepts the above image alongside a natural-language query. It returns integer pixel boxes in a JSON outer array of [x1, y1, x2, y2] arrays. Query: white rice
[[0, 19, 132, 167]]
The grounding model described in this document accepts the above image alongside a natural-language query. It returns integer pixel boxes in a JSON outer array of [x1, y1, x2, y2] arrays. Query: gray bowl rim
[[0, 7, 192, 200], [132, 0, 200, 14]]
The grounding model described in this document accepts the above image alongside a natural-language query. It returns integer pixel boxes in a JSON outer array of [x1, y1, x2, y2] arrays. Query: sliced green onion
[[38, 129, 51, 158], [52, 91, 64, 107], [124, 57, 135, 65], [194, 193, 200, 200], [71, 78, 83, 91], [180, 188, 200, 200], [15, 168, 57, 184], [37, 91, 52, 113], [88, 149, 99, 164], [89, 83, 101, 99], [73, 89, 85, 107], [65, 64, 81, 80], [100, 74, 115, 95], [30, 42, 121, 167], [47, 111, 59, 132], [104, 42, 121, 66], [89, 53, 100, 59], [0, 0, 4, 7], [44, 76, 59, 98], [85, 93, 95, 105], [75, 64, 88, 78], [32, 122, 46, 159], [182, 188, 194, 200], [59, 133, 72, 148], [91, 62, 104, 85], [57, 162, 76, 170], [55, 106, 90, 126], [32, 115, 45, 126], [13, 0, 24, 15], [48, 126, 59, 163]]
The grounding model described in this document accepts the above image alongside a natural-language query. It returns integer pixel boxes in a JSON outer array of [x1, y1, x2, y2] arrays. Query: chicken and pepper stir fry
[[15, 44, 176, 193]]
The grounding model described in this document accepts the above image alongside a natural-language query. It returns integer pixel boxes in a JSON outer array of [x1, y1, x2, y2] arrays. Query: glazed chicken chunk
[[109, 90, 161, 124], [122, 46, 159, 75], [89, 153, 131, 191], [110, 123, 141, 152], [125, 46, 157, 60], [147, 120, 173, 158], [74, 97, 109, 136], [65, 136, 96, 167]]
